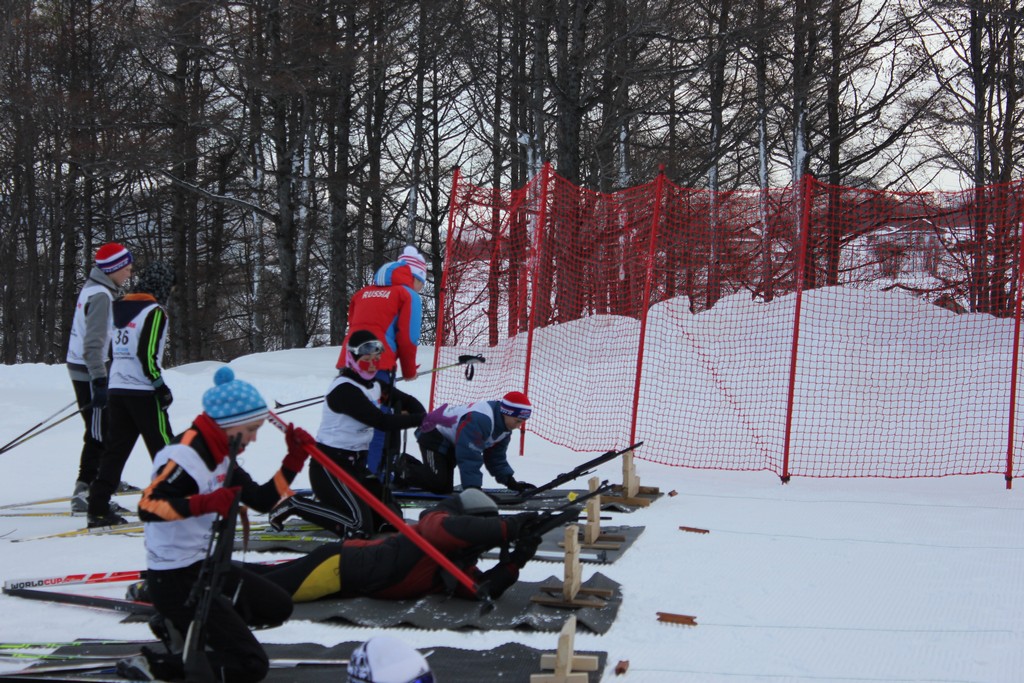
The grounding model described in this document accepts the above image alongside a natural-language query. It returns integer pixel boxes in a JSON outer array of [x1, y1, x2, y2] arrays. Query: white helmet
[[347, 635, 434, 683]]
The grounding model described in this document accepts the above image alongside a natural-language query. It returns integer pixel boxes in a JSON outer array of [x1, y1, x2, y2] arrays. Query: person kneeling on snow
[[120, 367, 313, 683], [267, 329, 455, 539], [262, 488, 542, 602], [395, 391, 537, 494]]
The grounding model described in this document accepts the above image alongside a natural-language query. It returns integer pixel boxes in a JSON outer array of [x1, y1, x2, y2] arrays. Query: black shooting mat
[[6, 641, 606, 683], [116, 573, 622, 634], [285, 572, 621, 634]]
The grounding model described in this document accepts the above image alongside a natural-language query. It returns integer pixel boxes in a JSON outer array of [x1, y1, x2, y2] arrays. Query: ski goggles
[[349, 339, 385, 358]]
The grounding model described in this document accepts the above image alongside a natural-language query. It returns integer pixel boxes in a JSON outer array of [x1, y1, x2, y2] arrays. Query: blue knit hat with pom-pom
[[202, 367, 268, 427]]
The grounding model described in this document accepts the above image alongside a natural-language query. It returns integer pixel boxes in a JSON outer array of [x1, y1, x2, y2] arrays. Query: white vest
[[315, 375, 382, 451], [66, 281, 113, 365], [109, 303, 167, 391], [144, 443, 230, 571]]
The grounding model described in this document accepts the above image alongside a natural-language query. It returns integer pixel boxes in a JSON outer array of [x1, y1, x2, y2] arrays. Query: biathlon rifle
[[515, 480, 616, 540], [182, 435, 243, 683], [510, 441, 644, 503]]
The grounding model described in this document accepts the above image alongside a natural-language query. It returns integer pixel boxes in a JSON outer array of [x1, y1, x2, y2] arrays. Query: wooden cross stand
[[602, 449, 660, 507], [560, 477, 625, 550], [531, 523, 613, 609], [530, 614, 600, 683]]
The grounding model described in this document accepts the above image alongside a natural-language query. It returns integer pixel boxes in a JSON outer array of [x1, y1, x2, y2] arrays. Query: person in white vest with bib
[[128, 367, 313, 682], [86, 261, 176, 528], [397, 391, 537, 494], [66, 242, 133, 514], [268, 329, 454, 538]]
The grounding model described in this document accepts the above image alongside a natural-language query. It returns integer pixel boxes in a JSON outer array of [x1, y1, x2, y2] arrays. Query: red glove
[[188, 486, 240, 517], [282, 423, 314, 472]]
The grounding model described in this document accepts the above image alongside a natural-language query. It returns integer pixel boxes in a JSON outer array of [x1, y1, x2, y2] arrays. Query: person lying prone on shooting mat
[[260, 489, 543, 602]]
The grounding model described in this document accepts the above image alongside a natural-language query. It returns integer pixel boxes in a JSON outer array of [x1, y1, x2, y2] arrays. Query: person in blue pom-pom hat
[[123, 366, 318, 683]]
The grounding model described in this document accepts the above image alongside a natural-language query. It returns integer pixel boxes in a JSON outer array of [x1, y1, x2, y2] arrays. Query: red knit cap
[[499, 391, 532, 420], [94, 242, 133, 274]]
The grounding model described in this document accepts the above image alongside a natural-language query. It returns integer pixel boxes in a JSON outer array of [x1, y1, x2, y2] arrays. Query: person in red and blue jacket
[[338, 247, 427, 382]]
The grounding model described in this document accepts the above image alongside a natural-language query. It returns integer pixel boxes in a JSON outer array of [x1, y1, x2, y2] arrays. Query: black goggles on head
[[349, 339, 385, 357]]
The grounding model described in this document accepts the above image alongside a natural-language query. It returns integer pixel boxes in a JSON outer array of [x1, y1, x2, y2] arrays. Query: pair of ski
[[0, 486, 142, 512], [1, 585, 153, 617], [11, 516, 316, 544]]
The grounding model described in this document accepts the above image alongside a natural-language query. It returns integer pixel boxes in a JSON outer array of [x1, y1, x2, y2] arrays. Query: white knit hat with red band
[[500, 391, 532, 420], [347, 635, 432, 683], [398, 245, 427, 284], [95, 242, 133, 274]]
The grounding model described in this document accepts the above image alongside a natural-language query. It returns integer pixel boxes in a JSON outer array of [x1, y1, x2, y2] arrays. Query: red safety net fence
[[429, 164, 1024, 486]]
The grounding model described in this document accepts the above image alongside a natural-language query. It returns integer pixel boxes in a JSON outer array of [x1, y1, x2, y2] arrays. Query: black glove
[[154, 383, 173, 409], [503, 476, 536, 493], [509, 534, 542, 566], [90, 378, 108, 410], [502, 510, 540, 539]]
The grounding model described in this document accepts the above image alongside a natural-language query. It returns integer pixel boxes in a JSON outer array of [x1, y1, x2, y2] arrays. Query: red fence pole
[[631, 169, 666, 447], [430, 167, 462, 411], [1005, 187, 1024, 490], [781, 175, 814, 483], [520, 162, 552, 455]]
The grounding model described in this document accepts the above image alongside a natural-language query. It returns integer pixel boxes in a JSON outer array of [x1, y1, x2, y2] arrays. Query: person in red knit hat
[[66, 242, 134, 514], [396, 391, 536, 493]]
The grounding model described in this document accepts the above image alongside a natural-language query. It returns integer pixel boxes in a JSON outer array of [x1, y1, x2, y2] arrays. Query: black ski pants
[[147, 560, 293, 683], [402, 430, 456, 494], [71, 378, 106, 485], [88, 392, 172, 517], [304, 443, 391, 537]]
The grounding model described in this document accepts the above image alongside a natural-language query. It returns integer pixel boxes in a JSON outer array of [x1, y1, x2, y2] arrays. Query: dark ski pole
[[274, 395, 323, 410], [0, 400, 78, 454], [380, 369, 399, 505], [0, 402, 86, 456], [181, 435, 243, 683], [398, 354, 486, 382], [272, 354, 486, 411], [274, 397, 323, 416]]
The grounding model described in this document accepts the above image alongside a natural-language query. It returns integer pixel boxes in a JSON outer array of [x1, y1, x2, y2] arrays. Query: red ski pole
[[266, 410, 481, 596]]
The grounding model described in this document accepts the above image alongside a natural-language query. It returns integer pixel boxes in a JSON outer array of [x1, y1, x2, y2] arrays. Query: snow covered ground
[[1, 341, 1023, 682]]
